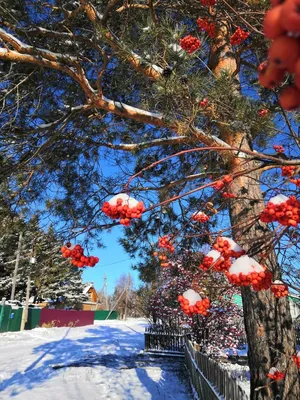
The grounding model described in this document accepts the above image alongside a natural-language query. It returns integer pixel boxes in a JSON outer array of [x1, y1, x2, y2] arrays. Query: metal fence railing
[[144, 324, 191, 354]]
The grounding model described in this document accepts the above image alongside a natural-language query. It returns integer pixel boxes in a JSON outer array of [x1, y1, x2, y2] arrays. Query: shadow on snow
[[0, 324, 187, 399]]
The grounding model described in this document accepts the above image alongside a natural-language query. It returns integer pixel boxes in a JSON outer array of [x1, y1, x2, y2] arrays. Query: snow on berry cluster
[[225, 256, 273, 291], [178, 289, 210, 317], [271, 280, 289, 298], [267, 367, 285, 381], [200, 249, 231, 272], [102, 193, 145, 226], [200, 237, 244, 272], [191, 211, 210, 223], [230, 27, 249, 45], [273, 144, 285, 153], [197, 17, 216, 38], [61, 243, 99, 268], [158, 235, 175, 253], [180, 35, 201, 53], [293, 352, 300, 369], [260, 194, 300, 227], [213, 237, 246, 258], [261, 0, 300, 110]]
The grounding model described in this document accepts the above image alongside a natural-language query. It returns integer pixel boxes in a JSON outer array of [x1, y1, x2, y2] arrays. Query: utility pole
[[20, 274, 30, 331], [11, 232, 23, 301], [20, 256, 36, 331], [103, 274, 109, 310], [123, 274, 130, 321]]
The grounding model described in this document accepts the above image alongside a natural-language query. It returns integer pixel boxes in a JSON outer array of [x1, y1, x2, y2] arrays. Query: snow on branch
[[81, 0, 163, 80]]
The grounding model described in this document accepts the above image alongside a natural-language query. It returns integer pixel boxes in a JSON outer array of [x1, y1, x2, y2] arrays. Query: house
[[82, 283, 101, 311], [288, 293, 300, 320], [233, 293, 300, 321]]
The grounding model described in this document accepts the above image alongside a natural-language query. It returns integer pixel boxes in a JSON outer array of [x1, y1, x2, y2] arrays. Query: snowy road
[[0, 318, 193, 400]]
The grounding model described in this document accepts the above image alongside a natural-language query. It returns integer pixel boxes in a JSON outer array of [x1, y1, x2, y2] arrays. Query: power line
[[93, 258, 133, 268]]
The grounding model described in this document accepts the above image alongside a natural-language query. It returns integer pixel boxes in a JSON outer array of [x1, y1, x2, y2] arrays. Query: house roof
[[83, 283, 94, 294], [233, 293, 300, 306], [288, 294, 300, 304]]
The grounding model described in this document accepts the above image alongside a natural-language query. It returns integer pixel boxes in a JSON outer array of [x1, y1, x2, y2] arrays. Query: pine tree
[[0, 1, 299, 398]]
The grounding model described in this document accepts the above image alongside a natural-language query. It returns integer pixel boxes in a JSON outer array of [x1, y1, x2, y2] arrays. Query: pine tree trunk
[[209, 22, 300, 399], [228, 141, 299, 399]]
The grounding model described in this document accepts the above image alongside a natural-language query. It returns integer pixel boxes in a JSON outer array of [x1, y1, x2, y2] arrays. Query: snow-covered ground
[[0, 318, 193, 400]]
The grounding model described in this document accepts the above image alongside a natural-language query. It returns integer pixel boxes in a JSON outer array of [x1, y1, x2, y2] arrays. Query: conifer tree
[[0, 1, 299, 398]]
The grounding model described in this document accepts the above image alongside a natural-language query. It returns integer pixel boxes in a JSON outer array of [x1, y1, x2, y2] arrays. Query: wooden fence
[[185, 339, 249, 400], [144, 324, 191, 354]]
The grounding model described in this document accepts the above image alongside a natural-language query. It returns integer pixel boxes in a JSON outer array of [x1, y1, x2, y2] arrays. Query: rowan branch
[[130, 172, 207, 192]]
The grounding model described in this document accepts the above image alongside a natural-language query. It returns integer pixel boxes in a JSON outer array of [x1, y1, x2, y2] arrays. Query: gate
[[144, 324, 191, 355]]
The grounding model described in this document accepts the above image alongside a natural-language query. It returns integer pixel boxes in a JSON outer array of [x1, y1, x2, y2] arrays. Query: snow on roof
[[83, 283, 94, 294]]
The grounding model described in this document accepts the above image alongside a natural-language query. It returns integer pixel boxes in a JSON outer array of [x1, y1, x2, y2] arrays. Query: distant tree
[[0, 198, 87, 306], [112, 273, 140, 319]]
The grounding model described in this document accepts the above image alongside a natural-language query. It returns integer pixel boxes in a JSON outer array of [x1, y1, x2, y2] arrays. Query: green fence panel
[[25, 308, 41, 330], [7, 307, 23, 332], [94, 310, 118, 320], [0, 305, 11, 333]]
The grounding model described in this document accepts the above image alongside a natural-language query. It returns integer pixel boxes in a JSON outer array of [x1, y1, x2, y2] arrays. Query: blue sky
[[82, 225, 141, 295]]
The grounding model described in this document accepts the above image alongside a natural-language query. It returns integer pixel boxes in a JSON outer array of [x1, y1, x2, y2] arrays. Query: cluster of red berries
[[180, 35, 201, 53], [200, 0, 216, 5], [158, 235, 175, 253], [222, 192, 236, 199], [200, 252, 231, 272], [102, 196, 145, 226], [178, 295, 210, 317], [281, 166, 300, 186], [261, 0, 300, 110], [226, 269, 273, 291], [230, 27, 249, 45], [271, 281, 289, 298], [61, 243, 99, 268], [267, 368, 285, 381], [281, 166, 295, 177], [290, 178, 300, 186], [273, 144, 285, 153], [213, 237, 245, 258], [212, 174, 233, 191], [293, 353, 300, 369], [260, 195, 300, 227], [259, 109, 269, 117], [197, 17, 216, 38], [199, 97, 209, 108], [191, 211, 210, 223], [153, 251, 169, 268]]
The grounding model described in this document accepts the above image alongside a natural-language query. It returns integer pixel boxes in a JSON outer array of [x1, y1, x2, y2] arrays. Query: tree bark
[[210, 22, 300, 400], [228, 139, 299, 399]]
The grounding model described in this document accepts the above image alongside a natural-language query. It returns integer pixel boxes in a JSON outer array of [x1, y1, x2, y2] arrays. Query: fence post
[[0, 297, 5, 330]]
